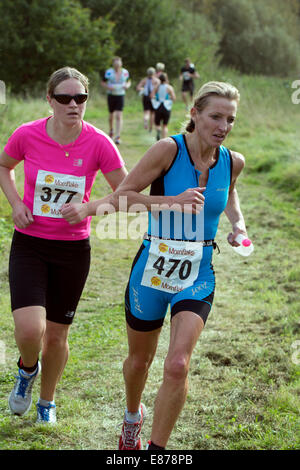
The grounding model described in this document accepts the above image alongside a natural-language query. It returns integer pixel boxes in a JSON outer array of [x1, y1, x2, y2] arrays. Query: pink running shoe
[[119, 403, 146, 450]]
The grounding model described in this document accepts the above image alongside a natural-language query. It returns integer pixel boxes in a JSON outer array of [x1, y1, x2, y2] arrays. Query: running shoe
[[119, 403, 146, 450], [36, 402, 57, 424], [8, 362, 41, 416], [114, 136, 121, 145]]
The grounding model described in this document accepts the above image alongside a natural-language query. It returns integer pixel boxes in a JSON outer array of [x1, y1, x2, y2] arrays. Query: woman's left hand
[[61, 203, 88, 225]]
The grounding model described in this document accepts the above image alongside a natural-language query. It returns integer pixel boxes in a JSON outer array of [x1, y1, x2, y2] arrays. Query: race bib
[[141, 238, 203, 293], [33, 170, 86, 218]]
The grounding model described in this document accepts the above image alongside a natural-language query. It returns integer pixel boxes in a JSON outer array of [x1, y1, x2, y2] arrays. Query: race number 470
[[153, 256, 192, 280]]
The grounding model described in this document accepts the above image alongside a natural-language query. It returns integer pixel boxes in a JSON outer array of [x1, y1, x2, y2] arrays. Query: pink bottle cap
[[242, 238, 252, 247]]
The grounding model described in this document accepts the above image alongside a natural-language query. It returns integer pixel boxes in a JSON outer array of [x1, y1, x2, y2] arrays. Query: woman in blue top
[[62, 81, 249, 450], [151, 73, 176, 141]]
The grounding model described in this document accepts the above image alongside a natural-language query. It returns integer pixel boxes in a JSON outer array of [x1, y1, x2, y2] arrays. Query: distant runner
[[151, 73, 176, 140], [179, 58, 200, 109], [136, 67, 160, 132], [101, 57, 131, 145]]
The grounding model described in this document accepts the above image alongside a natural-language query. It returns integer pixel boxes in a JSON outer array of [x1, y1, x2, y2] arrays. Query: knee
[[164, 354, 189, 383], [15, 322, 45, 345], [126, 353, 153, 375], [44, 330, 68, 350]]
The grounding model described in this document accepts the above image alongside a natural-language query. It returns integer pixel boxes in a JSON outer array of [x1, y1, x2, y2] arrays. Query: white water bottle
[[232, 233, 254, 257]]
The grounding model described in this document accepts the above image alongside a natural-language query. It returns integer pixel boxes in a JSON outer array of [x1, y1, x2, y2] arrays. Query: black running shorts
[[143, 95, 154, 111], [9, 230, 91, 324], [181, 80, 194, 96], [154, 104, 171, 126], [107, 94, 124, 112]]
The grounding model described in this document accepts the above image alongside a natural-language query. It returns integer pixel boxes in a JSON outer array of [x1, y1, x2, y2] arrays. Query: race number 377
[[33, 170, 86, 218]]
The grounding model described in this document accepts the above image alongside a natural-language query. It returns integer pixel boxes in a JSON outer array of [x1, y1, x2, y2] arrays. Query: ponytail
[[185, 119, 195, 133]]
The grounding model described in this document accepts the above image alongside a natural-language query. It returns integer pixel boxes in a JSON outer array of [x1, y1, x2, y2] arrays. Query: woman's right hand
[[12, 201, 34, 229], [172, 187, 206, 214]]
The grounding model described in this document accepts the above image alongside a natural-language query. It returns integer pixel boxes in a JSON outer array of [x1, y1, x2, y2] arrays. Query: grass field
[[0, 70, 299, 450]]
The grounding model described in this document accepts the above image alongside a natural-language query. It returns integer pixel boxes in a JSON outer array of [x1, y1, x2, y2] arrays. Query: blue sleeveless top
[[148, 134, 232, 242]]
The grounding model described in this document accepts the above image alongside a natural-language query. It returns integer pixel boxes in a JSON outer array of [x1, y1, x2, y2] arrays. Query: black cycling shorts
[[182, 80, 194, 96], [107, 94, 125, 112], [9, 230, 91, 325], [154, 104, 171, 126], [143, 95, 154, 111]]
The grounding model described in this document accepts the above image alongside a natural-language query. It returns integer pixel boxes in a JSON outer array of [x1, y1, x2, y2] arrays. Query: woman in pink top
[[0, 67, 127, 424]]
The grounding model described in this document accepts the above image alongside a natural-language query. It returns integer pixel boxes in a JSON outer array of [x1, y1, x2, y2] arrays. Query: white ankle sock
[[125, 408, 140, 423], [38, 398, 55, 407]]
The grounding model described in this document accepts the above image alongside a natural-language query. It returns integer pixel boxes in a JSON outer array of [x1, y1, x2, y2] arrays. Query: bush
[[208, 0, 300, 77], [0, 0, 115, 93]]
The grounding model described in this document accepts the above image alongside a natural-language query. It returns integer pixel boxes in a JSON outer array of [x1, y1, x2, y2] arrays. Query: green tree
[[207, 0, 300, 76], [175, 8, 221, 75], [81, 0, 189, 79], [0, 0, 115, 93]]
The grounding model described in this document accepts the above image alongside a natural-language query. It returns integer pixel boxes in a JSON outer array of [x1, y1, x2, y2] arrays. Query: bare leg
[[123, 324, 161, 412], [144, 110, 150, 129], [162, 125, 168, 139], [40, 320, 70, 401], [109, 112, 114, 137], [182, 91, 188, 109], [151, 311, 204, 447], [115, 111, 123, 140], [13, 306, 46, 368], [156, 125, 161, 141], [149, 111, 155, 132]]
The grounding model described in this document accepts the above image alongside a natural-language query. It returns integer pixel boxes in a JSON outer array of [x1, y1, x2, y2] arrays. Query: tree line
[[0, 0, 299, 93]]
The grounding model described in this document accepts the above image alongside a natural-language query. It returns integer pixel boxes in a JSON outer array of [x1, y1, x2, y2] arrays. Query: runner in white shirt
[[101, 57, 131, 145]]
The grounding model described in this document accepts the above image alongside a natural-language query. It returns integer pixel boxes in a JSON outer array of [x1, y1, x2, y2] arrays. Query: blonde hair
[[185, 81, 240, 132], [47, 67, 89, 97], [147, 67, 155, 76], [156, 62, 165, 72]]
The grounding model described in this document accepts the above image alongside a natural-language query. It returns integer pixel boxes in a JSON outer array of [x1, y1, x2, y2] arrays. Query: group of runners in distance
[[102, 57, 199, 144], [0, 54, 249, 451]]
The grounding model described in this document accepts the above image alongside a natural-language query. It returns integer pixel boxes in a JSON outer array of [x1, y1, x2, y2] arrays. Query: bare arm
[[111, 138, 205, 212], [150, 83, 159, 99], [224, 151, 247, 246], [0, 151, 34, 228], [61, 166, 128, 225], [136, 78, 146, 91], [62, 139, 205, 225], [124, 79, 131, 90], [101, 80, 113, 91], [167, 85, 176, 101]]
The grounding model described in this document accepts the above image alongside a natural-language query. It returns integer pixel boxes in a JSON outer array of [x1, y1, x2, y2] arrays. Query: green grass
[[0, 70, 299, 450]]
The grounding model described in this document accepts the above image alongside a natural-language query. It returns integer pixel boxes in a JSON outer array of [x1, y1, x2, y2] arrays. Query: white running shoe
[[36, 401, 57, 424], [8, 362, 41, 416]]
